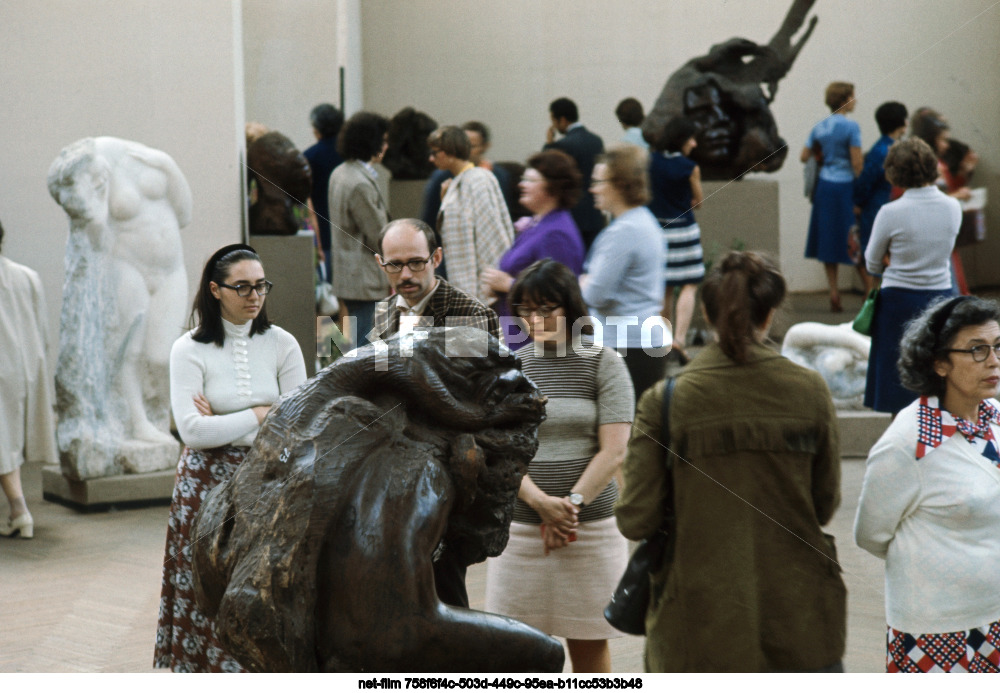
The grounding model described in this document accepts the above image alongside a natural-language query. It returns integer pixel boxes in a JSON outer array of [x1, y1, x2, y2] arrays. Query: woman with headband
[[154, 244, 306, 672]]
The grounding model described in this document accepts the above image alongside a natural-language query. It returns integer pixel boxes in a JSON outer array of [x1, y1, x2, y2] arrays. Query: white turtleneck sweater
[[169, 318, 307, 449]]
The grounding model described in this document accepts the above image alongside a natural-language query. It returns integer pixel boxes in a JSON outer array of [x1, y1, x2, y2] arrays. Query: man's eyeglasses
[[218, 280, 273, 297], [379, 253, 435, 273], [514, 304, 562, 318], [945, 344, 1000, 362]]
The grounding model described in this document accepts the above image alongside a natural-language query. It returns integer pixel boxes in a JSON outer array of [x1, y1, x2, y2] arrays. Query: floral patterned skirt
[[888, 621, 1000, 672], [154, 445, 248, 673]]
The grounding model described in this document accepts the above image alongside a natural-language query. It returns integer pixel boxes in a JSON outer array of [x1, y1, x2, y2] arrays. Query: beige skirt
[[484, 516, 628, 640]]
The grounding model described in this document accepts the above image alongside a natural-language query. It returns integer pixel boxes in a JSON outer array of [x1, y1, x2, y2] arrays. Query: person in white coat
[[0, 219, 57, 539]]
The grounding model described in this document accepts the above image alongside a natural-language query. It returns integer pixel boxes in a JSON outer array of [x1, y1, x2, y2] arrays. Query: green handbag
[[852, 288, 878, 335]]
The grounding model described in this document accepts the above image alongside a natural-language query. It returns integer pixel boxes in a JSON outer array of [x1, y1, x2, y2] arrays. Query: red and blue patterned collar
[[916, 395, 1000, 460]]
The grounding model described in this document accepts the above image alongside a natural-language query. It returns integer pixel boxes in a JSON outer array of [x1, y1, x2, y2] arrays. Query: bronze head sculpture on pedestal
[[643, 0, 818, 180], [190, 327, 564, 672]]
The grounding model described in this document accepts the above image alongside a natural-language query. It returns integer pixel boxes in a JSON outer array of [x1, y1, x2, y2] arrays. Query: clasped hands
[[536, 495, 580, 556]]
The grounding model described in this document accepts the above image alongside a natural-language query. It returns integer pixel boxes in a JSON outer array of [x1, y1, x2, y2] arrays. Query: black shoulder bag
[[604, 376, 677, 636]]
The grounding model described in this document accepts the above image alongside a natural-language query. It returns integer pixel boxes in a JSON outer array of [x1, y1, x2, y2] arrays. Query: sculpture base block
[[42, 465, 174, 512], [837, 410, 891, 458], [699, 179, 780, 259]]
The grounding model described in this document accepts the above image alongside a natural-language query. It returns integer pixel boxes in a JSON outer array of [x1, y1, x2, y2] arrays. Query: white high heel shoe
[[0, 511, 33, 539]]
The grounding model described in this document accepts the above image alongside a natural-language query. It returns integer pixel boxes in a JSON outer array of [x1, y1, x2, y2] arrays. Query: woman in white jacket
[[154, 244, 306, 672], [856, 295, 1000, 673]]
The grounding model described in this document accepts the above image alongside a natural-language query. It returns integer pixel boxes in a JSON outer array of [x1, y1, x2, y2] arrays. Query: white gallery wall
[[242, 0, 352, 151], [359, 0, 1000, 291], [1, 0, 247, 367]]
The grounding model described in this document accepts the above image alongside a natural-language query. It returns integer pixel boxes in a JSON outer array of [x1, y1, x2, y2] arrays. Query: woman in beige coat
[[615, 250, 846, 672]]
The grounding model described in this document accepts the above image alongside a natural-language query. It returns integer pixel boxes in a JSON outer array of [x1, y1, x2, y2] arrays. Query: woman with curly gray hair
[[856, 295, 1000, 672]]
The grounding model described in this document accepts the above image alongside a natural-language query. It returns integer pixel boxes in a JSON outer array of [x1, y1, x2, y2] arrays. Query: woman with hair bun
[[801, 81, 863, 312], [154, 244, 307, 672], [856, 295, 1000, 672], [615, 250, 846, 672]]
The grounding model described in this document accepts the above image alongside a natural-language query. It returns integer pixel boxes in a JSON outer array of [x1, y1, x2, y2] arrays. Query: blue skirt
[[864, 286, 956, 413], [805, 178, 854, 265]]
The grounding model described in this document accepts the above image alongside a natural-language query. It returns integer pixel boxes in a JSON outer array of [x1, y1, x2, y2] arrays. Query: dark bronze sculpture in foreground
[[190, 327, 564, 672], [643, 0, 818, 180]]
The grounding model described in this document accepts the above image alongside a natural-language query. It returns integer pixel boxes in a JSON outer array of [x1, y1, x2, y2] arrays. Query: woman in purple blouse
[[481, 150, 586, 346]]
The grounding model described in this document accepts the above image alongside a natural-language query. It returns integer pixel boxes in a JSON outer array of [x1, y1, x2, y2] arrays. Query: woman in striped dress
[[484, 259, 634, 673], [648, 116, 704, 365]]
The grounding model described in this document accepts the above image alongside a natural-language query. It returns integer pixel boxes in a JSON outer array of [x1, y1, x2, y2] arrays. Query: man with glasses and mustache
[[369, 219, 501, 346], [368, 218, 502, 609]]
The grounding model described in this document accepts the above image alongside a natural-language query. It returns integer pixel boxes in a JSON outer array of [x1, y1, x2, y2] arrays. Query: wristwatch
[[568, 492, 586, 509]]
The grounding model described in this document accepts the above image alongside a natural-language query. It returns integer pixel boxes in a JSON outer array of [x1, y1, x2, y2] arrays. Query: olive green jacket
[[615, 342, 846, 672]]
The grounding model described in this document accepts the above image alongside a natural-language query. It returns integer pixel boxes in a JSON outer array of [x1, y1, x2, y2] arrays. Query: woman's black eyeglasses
[[514, 304, 562, 318], [945, 344, 1000, 362], [218, 280, 273, 297], [379, 253, 434, 273]]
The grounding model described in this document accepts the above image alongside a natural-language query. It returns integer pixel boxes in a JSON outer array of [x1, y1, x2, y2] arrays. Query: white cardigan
[[169, 319, 306, 449], [854, 397, 1000, 634]]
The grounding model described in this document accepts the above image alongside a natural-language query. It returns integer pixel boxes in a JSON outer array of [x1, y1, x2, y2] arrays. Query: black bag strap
[[653, 375, 678, 575], [660, 376, 676, 465]]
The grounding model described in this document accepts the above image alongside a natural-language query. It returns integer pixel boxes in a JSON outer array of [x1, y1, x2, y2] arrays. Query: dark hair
[[461, 121, 490, 145], [191, 244, 272, 346], [526, 150, 581, 209], [874, 101, 907, 136], [337, 111, 389, 161], [825, 81, 855, 111], [884, 137, 939, 189], [549, 97, 579, 124], [899, 296, 1000, 398], [378, 218, 439, 256], [427, 126, 471, 160], [910, 107, 948, 151], [615, 98, 644, 127], [310, 103, 344, 140], [940, 138, 970, 177], [701, 251, 786, 364], [659, 115, 699, 153], [599, 145, 651, 207], [0, 217, 4, 253], [509, 259, 592, 336]]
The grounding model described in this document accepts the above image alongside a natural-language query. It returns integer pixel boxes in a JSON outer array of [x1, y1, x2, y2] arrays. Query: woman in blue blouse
[[801, 82, 863, 312]]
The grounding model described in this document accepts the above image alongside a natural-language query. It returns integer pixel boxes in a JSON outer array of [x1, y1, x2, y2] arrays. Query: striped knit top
[[513, 342, 635, 523]]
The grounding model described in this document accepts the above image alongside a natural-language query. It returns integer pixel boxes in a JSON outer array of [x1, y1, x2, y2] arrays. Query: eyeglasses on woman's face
[[514, 303, 562, 318], [945, 343, 1000, 362], [379, 253, 435, 273], [218, 280, 272, 297]]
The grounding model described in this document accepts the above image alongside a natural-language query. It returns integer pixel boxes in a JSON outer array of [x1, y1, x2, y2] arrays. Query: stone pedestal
[[698, 179, 780, 261], [389, 179, 427, 221], [42, 465, 175, 511], [253, 231, 317, 377], [837, 410, 891, 458]]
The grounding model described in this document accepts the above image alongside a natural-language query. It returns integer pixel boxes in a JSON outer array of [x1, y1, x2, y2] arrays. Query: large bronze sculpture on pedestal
[[643, 0, 818, 180], [191, 327, 564, 672]]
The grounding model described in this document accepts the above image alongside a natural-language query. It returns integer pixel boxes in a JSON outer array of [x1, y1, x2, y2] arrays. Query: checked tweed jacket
[[368, 277, 502, 344]]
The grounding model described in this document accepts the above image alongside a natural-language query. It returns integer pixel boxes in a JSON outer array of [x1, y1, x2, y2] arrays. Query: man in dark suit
[[543, 97, 605, 248], [368, 218, 501, 609]]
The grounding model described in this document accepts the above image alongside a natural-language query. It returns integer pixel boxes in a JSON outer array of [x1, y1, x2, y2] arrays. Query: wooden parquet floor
[[0, 457, 887, 673]]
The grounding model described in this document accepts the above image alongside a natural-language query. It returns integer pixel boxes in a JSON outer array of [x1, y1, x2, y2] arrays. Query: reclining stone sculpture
[[191, 327, 564, 672]]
